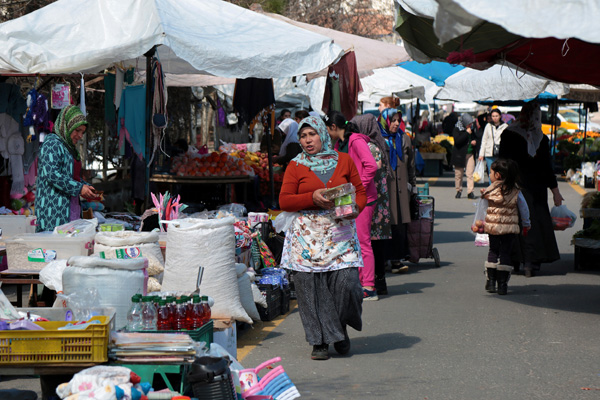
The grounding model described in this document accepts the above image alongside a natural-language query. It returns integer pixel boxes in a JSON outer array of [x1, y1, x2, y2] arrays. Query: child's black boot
[[496, 268, 511, 295], [484, 262, 497, 293]]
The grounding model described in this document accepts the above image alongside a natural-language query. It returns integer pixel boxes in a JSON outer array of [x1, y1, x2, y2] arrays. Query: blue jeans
[[485, 157, 497, 175]]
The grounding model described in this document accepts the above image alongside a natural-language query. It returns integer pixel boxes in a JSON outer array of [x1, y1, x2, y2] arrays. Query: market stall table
[[0, 269, 49, 307], [150, 174, 253, 205], [419, 152, 445, 177]]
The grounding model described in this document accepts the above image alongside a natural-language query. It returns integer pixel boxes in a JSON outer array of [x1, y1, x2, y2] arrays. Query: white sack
[[62, 256, 146, 329], [163, 217, 252, 324], [251, 283, 268, 309], [238, 272, 260, 322], [235, 263, 247, 278], [39, 259, 68, 292], [94, 231, 164, 280]]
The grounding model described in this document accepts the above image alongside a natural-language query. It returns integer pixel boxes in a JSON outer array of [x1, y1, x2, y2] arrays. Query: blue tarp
[[397, 61, 464, 86]]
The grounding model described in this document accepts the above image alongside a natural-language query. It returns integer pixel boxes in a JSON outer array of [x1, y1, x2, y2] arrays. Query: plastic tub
[[0, 215, 36, 241], [5, 233, 94, 271]]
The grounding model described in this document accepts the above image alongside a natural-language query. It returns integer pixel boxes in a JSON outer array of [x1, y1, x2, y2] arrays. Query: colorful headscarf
[[292, 115, 338, 174], [53, 105, 87, 161], [378, 108, 403, 170]]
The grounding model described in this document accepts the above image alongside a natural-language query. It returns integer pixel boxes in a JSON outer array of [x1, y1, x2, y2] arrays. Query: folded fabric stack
[[110, 332, 196, 363]]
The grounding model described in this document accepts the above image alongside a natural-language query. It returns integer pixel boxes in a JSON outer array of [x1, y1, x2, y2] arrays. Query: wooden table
[[0, 269, 48, 307], [150, 174, 253, 204]]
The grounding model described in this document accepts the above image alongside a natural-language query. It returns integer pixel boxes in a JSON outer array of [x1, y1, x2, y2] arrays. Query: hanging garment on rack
[[321, 51, 362, 120], [117, 85, 146, 160]]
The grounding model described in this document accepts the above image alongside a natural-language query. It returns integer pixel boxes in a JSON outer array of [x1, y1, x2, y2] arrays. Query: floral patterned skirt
[[280, 210, 363, 273]]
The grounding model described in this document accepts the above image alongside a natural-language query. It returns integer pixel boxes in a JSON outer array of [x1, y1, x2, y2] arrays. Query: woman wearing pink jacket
[[325, 111, 379, 301]]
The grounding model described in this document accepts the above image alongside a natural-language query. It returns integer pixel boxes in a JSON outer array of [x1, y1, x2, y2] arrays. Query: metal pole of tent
[[267, 109, 276, 208], [582, 103, 587, 163], [144, 46, 157, 210]]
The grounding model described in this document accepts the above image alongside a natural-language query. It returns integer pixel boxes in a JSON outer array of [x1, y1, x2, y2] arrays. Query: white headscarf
[[512, 103, 544, 157], [278, 119, 299, 156]]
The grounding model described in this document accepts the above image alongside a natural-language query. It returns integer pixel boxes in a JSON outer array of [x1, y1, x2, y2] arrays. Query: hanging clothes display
[[117, 85, 146, 160], [321, 51, 362, 120], [233, 78, 275, 124]]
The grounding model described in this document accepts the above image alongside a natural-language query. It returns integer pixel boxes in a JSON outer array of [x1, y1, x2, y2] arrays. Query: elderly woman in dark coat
[[498, 102, 564, 277], [378, 109, 417, 272]]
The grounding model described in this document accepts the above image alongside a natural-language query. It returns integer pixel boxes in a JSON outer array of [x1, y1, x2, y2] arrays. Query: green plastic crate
[[135, 320, 213, 344]]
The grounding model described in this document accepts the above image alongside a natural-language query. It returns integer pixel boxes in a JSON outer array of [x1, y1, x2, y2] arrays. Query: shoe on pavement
[[311, 344, 330, 360], [334, 327, 350, 355], [391, 263, 409, 274], [363, 288, 379, 301], [455, 191, 462, 199], [467, 192, 477, 199]]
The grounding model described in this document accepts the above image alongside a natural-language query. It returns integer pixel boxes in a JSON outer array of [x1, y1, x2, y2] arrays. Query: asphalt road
[[2, 175, 599, 400], [240, 175, 600, 400]]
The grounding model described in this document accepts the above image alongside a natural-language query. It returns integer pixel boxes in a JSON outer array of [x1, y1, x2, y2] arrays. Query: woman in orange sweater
[[279, 115, 367, 361]]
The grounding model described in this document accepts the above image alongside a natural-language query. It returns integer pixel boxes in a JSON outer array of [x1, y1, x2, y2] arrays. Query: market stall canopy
[[395, 0, 600, 85], [358, 66, 439, 103], [0, 0, 344, 78], [397, 60, 463, 86], [435, 63, 569, 102], [263, 12, 410, 76]]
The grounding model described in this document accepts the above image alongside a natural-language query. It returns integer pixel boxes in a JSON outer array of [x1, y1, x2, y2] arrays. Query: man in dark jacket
[[451, 114, 476, 199]]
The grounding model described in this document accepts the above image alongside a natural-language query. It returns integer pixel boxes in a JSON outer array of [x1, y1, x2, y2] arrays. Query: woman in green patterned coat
[[35, 105, 97, 232]]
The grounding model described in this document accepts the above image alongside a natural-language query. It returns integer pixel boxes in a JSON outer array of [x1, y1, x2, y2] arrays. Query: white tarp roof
[[265, 12, 410, 76], [435, 63, 569, 102], [358, 67, 439, 103], [0, 0, 343, 78], [397, 0, 600, 45]]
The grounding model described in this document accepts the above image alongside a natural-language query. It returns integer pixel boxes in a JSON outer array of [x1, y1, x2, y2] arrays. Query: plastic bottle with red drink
[[167, 296, 176, 327], [200, 295, 211, 326], [157, 299, 172, 331], [190, 295, 203, 329], [173, 298, 188, 331], [182, 295, 194, 330]]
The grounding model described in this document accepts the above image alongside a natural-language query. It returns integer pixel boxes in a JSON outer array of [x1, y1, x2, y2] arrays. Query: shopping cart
[[406, 195, 440, 267]]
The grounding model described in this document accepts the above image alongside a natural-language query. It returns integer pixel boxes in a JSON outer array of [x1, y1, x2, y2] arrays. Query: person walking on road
[[325, 111, 379, 301], [479, 109, 508, 174], [279, 115, 367, 361], [498, 102, 564, 277], [480, 158, 531, 295], [351, 113, 393, 296], [451, 113, 477, 199]]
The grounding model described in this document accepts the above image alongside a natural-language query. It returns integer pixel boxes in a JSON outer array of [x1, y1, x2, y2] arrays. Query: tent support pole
[[144, 46, 157, 211], [583, 103, 588, 164], [267, 110, 276, 208]]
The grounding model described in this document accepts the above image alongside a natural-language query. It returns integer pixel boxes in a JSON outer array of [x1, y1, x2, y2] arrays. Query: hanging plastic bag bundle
[[471, 199, 489, 235], [550, 205, 577, 230], [473, 160, 487, 184]]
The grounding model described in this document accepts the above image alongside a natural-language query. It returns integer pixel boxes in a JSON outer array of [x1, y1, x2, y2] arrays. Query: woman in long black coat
[[498, 102, 564, 277]]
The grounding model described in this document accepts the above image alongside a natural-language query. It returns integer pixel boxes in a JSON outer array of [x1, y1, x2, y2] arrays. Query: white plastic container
[[0, 215, 36, 241], [5, 233, 94, 271]]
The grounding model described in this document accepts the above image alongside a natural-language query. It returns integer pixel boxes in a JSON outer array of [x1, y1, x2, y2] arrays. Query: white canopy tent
[[399, 0, 600, 46], [358, 66, 440, 104], [435, 63, 569, 102], [0, 0, 343, 78]]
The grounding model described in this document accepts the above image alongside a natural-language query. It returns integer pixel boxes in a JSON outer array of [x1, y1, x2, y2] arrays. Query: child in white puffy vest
[[480, 158, 530, 295]]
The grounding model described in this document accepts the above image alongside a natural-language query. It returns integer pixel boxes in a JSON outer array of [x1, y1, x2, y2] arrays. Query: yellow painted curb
[[237, 300, 297, 362], [569, 181, 588, 196], [428, 177, 439, 185]]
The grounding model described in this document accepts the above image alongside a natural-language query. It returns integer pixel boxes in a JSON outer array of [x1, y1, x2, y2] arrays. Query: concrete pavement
[[240, 175, 600, 400]]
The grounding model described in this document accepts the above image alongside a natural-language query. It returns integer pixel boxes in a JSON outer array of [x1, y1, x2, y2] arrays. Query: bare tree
[[0, 0, 55, 22]]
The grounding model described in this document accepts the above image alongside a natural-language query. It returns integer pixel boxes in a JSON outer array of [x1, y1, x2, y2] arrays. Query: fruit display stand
[[419, 152, 445, 177], [150, 174, 253, 204]]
